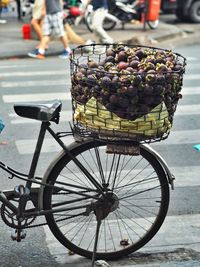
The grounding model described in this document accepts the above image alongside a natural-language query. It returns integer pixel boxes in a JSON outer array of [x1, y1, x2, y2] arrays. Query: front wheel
[[43, 140, 169, 260]]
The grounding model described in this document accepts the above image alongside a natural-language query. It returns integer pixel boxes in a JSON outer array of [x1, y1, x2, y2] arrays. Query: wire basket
[[70, 44, 186, 143]]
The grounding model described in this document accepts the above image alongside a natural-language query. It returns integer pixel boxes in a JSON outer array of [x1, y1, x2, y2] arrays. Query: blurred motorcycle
[[85, 0, 159, 32]]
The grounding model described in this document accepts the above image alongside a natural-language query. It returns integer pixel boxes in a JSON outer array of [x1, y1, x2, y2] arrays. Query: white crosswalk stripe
[[0, 70, 67, 77], [1, 80, 69, 88], [13, 128, 200, 154], [182, 87, 200, 95], [15, 136, 74, 154], [176, 104, 200, 115], [3, 92, 71, 102], [184, 74, 200, 80]]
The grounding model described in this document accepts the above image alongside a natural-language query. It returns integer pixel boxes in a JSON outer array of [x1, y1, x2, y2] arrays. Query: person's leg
[[52, 12, 70, 49], [39, 35, 50, 51], [92, 8, 113, 44], [37, 14, 51, 52], [51, 12, 71, 58], [31, 18, 43, 41], [16, 0, 21, 20], [60, 34, 70, 49], [28, 15, 51, 59], [59, 33, 72, 59], [65, 23, 85, 45]]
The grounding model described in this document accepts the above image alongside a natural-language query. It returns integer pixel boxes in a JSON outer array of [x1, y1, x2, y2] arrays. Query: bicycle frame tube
[[25, 121, 104, 194], [46, 125, 105, 195], [25, 122, 48, 190]]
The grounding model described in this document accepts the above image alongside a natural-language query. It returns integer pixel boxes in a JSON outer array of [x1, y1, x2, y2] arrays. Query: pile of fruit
[[71, 45, 186, 123]]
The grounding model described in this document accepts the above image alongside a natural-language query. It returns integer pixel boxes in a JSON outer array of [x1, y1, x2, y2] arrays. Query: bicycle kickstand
[[91, 218, 101, 267]]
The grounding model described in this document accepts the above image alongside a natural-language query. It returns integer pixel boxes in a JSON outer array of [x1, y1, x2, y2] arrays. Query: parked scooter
[[21, 0, 34, 21], [63, 0, 84, 25], [85, 0, 159, 32]]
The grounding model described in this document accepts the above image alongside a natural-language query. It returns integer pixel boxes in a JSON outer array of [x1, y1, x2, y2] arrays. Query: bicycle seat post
[[25, 121, 49, 190]]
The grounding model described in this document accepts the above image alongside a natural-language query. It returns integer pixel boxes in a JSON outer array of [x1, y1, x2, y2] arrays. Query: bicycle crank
[[0, 194, 36, 230]]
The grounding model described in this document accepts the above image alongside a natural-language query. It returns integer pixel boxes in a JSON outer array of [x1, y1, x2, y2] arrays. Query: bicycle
[[0, 44, 186, 266]]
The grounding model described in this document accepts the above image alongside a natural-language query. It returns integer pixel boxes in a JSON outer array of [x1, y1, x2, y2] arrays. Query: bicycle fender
[[141, 144, 175, 190]]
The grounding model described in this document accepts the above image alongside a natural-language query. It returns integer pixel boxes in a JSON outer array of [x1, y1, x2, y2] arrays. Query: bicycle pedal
[[11, 229, 26, 242]]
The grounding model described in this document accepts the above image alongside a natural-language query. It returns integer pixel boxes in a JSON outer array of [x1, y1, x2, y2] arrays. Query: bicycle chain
[[1, 192, 75, 229], [0, 202, 37, 229]]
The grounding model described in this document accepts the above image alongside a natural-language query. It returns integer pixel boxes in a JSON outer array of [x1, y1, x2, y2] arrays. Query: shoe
[[27, 49, 45, 59], [58, 50, 71, 59], [83, 46, 93, 53], [85, 39, 95, 45], [83, 40, 95, 53]]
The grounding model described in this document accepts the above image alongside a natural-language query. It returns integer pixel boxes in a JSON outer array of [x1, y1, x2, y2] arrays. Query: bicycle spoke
[[111, 154, 121, 192], [94, 146, 106, 184], [120, 185, 161, 200]]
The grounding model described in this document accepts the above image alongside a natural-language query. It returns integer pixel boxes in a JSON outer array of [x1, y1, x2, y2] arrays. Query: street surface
[[0, 43, 200, 267]]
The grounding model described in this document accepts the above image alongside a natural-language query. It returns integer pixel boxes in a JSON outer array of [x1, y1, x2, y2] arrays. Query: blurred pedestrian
[[86, 0, 113, 44], [30, 0, 45, 42], [0, 0, 7, 24], [15, 0, 21, 20], [28, 0, 71, 59], [64, 22, 86, 45], [63, 9, 94, 46]]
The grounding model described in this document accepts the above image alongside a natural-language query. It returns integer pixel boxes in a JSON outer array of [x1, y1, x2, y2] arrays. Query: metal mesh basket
[[70, 44, 186, 143]]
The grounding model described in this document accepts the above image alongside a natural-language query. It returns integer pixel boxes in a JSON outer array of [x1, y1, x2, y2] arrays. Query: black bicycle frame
[[0, 120, 105, 217]]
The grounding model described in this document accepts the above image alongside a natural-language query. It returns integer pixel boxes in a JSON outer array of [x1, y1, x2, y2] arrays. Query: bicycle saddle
[[14, 100, 62, 122]]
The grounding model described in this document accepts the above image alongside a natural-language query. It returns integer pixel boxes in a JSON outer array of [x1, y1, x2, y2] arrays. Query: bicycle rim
[[43, 140, 169, 260]]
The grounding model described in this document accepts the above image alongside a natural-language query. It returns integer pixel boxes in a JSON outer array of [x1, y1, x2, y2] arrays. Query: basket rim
[[70, 43, 187, 76]]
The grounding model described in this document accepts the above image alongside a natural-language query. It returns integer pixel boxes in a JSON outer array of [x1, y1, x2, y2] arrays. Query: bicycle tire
[[43, 139, 169, 260]]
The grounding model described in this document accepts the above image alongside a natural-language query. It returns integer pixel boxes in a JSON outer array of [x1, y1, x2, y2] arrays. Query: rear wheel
[[43, 140, 169, 260]]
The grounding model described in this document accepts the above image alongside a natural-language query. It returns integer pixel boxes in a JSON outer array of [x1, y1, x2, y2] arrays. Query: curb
[[0, 23, 189, 60]]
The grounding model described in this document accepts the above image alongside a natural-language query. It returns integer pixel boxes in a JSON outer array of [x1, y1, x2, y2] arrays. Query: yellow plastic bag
[[74, 97, 171, 137]]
